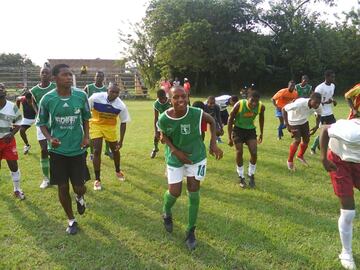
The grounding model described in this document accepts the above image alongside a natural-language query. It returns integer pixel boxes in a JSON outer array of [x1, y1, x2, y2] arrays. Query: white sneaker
[[287, 161, 295, 171], [339, 252, 356, 270], [93, 180, 102, 191], [23, 145, 31, 155], [40, 179, 50, 189], [14, 190, 25, 200]]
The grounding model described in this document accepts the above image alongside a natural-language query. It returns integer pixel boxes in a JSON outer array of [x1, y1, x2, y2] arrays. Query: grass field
[[0, 98, 356, 269]]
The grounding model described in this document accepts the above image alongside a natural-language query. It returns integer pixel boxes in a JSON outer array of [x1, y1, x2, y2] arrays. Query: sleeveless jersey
[[234, 99, 262, 129], [86, 83, 107, 97]]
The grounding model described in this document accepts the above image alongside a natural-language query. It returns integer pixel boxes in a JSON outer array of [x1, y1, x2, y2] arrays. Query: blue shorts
[[275, 108, 282, 117]]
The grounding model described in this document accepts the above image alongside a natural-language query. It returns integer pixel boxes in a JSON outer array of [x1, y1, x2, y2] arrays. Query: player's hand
[[309, 126, 318, 136], [80, 137, 89, 149], [228, 138, 234, 147], [50, 137, 61, 148], [172, 149, 192, 164], [257, 134, 263, 144], [155, 131, 160, 140], [2, 133, 14, 144], [209, 143, 223, 160], [333, 99, 337, 106], [322, 159, 337, 172]]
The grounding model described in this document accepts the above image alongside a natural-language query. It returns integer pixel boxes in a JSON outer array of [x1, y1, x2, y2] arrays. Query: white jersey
[[0, 100, 22, 138], [315, 82, 335, 116], [215, 95, 231, 111], [284, 98, 322, 126], [328, 119, 360, 163]]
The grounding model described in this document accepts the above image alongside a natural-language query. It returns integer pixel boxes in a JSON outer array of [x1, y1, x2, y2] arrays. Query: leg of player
[[19, 126, 31, 154], [235, 142, 246, 188], [92, 137, 103, 190], [151, 134, 160, 159], [39, 139, 50, 189], [7, 160, 25, 200], [58, 182, 77, 234], [310, 136, 320, 154], [287, 128, 301, 171], [89, 139, 94, 161], [163, 182, 182, 233], [277, 116, 285, 140], [247, 139, 257, 188], [185, 176, 200, 251], [104, 141, 113, 160], [108, 141, 124, 181], [296, 125, 310, 166]]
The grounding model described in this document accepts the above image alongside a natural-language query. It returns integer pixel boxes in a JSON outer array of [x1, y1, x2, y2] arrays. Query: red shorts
[[328, 150, 360, 197], [201, 119, 207, 132], [0, 137, 18, 160]]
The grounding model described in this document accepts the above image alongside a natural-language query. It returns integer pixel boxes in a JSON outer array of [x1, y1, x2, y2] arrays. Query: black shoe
[[150, 149, 158, 159], [185, 227, 196, 251], [76, 196, 86, 215], [249, 175, 255, 188], [66, 221, 78, 235], [163, 214, 173, 233], [239, 177, 247, 188]]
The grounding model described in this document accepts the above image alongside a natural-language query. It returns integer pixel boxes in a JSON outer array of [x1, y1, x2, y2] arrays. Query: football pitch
[[0, 98, 355, 269]]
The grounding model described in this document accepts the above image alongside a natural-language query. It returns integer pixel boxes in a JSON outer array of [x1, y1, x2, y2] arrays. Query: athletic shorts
[[275, 108, 283, 117], [320, 114, 336, 125], [220, 110, 229, 126], [232, 127, 257, 144], [36, 126, 46, 141], [90, 124, 117, 142], [289, 122, 309, 140], [167, 159, 207, 184], [328, 150, 360, 197], [21, 118, 35, 127], [49, 152, 88, 186], [0, 137, 18, 160]]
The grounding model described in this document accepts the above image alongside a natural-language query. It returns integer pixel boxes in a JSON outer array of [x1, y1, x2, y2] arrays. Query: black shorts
[[49, 152, 90, 186], [232, 127, 257, 144], [289, 122, 309, 140], [320, 114, 336, 125], [220, 110, 229, 126]]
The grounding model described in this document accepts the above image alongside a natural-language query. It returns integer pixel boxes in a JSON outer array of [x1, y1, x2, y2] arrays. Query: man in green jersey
[[151, 89, 172, 158], [37, 64, 90, 235], [30, 66, 57, 189], [295, 75, 313, 98], [228, 90, 265, 189], [158, 86, 223, 251]]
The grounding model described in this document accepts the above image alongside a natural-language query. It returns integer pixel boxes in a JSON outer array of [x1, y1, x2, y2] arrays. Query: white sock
[[338, 209, 355, 255], [236, 166, 244, 178], [248, 163, 256, 176], [68, 219, 76, 226], [11, 170, 21, 191]]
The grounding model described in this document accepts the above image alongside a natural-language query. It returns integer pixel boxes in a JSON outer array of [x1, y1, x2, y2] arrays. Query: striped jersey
[[0, 100, 22, 138]]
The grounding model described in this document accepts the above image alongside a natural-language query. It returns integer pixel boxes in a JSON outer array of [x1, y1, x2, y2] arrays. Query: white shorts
[[21, 118, 35, 126], [36, 126, 46, 141], [167, 159, 207, 184]]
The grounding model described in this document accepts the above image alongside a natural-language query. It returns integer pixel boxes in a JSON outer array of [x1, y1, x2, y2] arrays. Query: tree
[[0, 53, 37, 68]]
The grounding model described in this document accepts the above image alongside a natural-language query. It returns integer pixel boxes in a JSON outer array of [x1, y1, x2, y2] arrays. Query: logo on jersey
[[74, 108, 80, 114], [180, 124, 191, 135], [63, 103, 69, 108]]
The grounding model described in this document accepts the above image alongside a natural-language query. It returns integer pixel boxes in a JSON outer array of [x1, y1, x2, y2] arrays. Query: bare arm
[[227, 102, 240, 146], [203, 112, 223, 159], [154, 109, 160, 137], [31, 96, 38, 114], [118, 122, 127, 149], [160, 132, 192, 164], [84, 85, 89, 95], [310, 114, 321, 135], [282, 108, 290, 132], [258, 105, 265, 143], [320, 125, 337, 171]]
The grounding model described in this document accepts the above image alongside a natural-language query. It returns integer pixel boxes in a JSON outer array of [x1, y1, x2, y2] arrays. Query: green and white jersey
[[86, 83, 107, 97], [30, 82, 57, 105], [36, 88, 91, 157], [295, 83, 312, 98], [0, 100, 22, 139], [234, 99, 262, 129], [153, 99, 172, 114], [157, 106, 206, 167]]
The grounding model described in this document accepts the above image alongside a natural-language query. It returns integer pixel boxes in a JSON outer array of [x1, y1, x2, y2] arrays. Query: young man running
[[228, 90, 265, 188], [310, 70, 337, 154], [151, 89, 171, 158], [272, 80, 298, 140], [0, 83, 25, 200], [320, 118, 360, 270], [282, 93, 322, 171], [205, 96, 224, 142], [36, 64, 90, 235], [295, 75, 312, 98], [158, 86, 223, 251], [344, 83, 360, 119], [16, 91, 36, 154], [30, 66, 57, 188], [88, 83, 130, 191]]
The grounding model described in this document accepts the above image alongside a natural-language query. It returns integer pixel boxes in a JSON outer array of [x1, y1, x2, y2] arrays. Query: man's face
[[302, 77, 309, 85], [171, 88, 188, 112], [95, 72, 104, 84], [309, 98, 321, 109], [54, 67, 73, 88], [248, 96, 259, 109], [207, 98, 215, 109], [0, 83, 6, 99], [107, 86, 119, 102], [288, 81, 295, 91], [159, 96, 167, 104], [40, 68, 51, 82], [326, 73, 335, 84]]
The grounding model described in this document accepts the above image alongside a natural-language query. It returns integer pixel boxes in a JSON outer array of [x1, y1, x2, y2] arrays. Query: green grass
[[0, 98, 356, 269]]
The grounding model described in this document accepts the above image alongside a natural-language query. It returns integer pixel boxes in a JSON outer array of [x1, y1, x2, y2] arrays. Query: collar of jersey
[[165, 106, 189, 120]]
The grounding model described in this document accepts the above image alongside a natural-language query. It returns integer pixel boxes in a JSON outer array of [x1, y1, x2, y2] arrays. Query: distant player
[[320, 119, 360, 270], [37, 64, 90, 235], [282, 93, 322, 171], [310, 70, 337, 154], [0, 83, 25, 199], [158, 86, 223, 251], [271, 80, 298, 140], [88, 83, 130, 191], [344, 83, 360, 119], [204, 96, 224, 142], [215, 95, 239, 127], [151, 89, 172, 158], [16, 91, 36, 154], [192, 100, 207, 140], [228, 90, 265, 188], [295, 75, 312, 98], [30, 66, 57, 189]]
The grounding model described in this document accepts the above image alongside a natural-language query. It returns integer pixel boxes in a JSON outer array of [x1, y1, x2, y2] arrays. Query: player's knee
[[58, 183, 69, 194], [73, 184, 86, 195], [93, 147, 101, 156]]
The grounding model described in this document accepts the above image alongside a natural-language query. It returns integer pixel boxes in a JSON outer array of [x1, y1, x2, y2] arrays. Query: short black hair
[[96, 71, 105, 76], [157, 89, 166, 99], [192, 100, 205, 110], [248, 90, 260, 99], [25, 92, 32, 99], [207, 96, 215, 102], [310, 92, 321, 101], [230, 95, 239, 103], [324, 70, 335, 77], [302, 75, 309, 80], [52, 64, 70, 76]]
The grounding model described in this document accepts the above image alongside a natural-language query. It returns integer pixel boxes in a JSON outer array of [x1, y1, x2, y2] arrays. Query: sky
[[0, 0, 358, 66]]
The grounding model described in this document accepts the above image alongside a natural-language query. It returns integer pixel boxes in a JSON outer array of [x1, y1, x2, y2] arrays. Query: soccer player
[[228, 90, 265, 188], [295, 75, 312, 98], [344, 83, 360, 119], [310, 70, 337, 154], [282, 92, 322, 171], [320, 118, 360, 270], [158, 86, 223, 251], [215, 95, 239, 128], [16, 91, 36, 154], [271, 80, 298, 140], [36, 64, 90, 235], [0, 83, 25, 200], [30, 66, 57, 189], [151, 89, 171, 158], [204, 96, 224, 142], [183, 78, 191, 104], [88, 83, 130, 191]]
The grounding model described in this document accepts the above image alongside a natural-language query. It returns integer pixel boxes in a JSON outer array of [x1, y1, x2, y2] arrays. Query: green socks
[[187, 191, 200, 232], [311, 136, 320, 151], [105, 142, 110, 154], [163, 190, 177, 216], [40, 158, 49, 178]]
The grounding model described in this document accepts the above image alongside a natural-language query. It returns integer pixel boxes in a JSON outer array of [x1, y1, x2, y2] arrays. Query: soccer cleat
[[116, 171, 125, 181], [163, 214, 173, 233], [239, 177, 247, 188], [296, 156, 309, 167], [310, 149, 316, 155], [249, 175, 256, 188], [93, 180, 102, 191], [23, 145, 31, 155], [185, 227, 196, 251], [14, 190, 25, 200], [150, 149, 158, 159], [66, 221, 78, 235], [39, 178, 50, 189], [75, 196, 86, 215], [339, 252, 356, 270], [287, 161, 295, 171], [216, 137, 223, 144]]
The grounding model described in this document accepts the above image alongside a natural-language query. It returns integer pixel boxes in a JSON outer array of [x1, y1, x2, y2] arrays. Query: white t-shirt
[[315, 82, 335, 116], [215, 95, 231, 111], [284, 98, 322, 126], [328, 119, 360, 163], [0, 100, 23, 138]]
